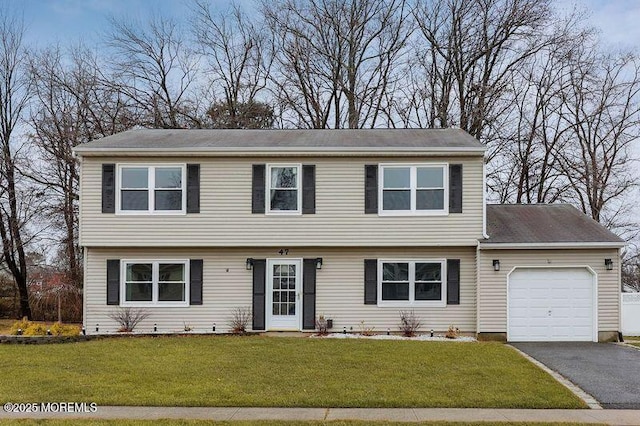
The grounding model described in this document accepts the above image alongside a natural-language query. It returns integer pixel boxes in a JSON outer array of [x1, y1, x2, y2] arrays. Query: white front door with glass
[[267, 259, 301, 330]]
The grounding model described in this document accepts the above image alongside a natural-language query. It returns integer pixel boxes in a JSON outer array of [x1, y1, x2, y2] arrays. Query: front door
[[267, 259, 301, 330]]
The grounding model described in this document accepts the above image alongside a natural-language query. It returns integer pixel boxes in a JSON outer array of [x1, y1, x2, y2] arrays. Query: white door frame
[[266, 258, 302, 331], [506, 265, 598, 342]]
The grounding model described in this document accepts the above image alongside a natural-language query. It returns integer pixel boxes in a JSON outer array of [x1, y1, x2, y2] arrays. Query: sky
[[13, 0, 640, 51]]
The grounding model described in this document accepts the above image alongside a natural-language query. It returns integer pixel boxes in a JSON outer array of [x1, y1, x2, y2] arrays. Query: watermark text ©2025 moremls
[[3, 402, 98, 413]]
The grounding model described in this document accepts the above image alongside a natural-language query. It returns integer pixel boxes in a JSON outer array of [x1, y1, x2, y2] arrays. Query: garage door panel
[[508, 268, 595, 342]]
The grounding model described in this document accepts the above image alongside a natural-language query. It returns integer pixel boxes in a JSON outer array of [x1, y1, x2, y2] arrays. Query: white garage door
[[508, 268, 595, 342]]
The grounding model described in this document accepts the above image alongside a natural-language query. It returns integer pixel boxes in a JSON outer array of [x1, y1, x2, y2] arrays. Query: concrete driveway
[[513, 342, 640, 409]]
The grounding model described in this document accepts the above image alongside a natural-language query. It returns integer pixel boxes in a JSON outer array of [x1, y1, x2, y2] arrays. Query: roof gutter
[[479, 242, 626, 249]]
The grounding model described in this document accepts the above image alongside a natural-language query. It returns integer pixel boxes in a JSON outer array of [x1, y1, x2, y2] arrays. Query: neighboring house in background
[[74, 129, 625, 342]]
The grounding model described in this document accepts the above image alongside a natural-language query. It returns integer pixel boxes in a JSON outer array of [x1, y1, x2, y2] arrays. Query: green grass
[[0, 336, 584, 408], [0, 421, 601, 426]]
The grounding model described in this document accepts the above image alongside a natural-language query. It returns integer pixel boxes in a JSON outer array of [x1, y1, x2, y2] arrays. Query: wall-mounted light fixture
[[493, 259, 500, 271], [316, 257, 323, 270], [605, 258, 613, 271], [246, 258, 254, 270]]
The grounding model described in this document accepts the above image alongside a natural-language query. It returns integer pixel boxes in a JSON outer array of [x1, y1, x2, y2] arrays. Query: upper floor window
[[379, 164, 448, 215], [122, 260, 189, 307], [378, 259, 446, 306], [267, 164, 301, 214], [118, 165, 186, 214]]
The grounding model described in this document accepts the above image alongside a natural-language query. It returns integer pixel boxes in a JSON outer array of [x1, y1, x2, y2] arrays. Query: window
[[122, 260, 189, 306], [378, 260, 445, 306], [267, 164, 301, 214], [379, 164, 447, 215], [118, 165, 185, 214]]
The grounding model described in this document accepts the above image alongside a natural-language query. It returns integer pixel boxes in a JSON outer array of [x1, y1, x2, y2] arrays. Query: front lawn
[[0, 336, 584, 408]]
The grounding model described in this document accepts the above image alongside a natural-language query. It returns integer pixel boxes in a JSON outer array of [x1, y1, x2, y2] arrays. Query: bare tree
[[408, 0, 560, 140], [557, 50, 640, 230], [0, 13, 32, 318], [28, 45, 135, 289], [264, 0, 413, 128], [106, 14, 199, 128], [192, 1, 275, 128]]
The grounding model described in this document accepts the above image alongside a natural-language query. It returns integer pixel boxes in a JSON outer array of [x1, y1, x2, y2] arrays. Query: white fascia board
[[479, 242, 625, 249]]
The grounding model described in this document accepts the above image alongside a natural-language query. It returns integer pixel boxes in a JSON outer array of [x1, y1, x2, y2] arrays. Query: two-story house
[[74, 128, 624, 341]]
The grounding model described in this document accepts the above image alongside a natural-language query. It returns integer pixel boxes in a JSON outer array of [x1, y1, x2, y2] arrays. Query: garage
[[508, 267, 596, 342]]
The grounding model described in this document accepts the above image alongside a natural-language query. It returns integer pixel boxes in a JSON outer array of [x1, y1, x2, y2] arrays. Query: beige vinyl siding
[[477, 249, 620, 333], [79, 156, 483, 247], [85, 246, 476, 334]]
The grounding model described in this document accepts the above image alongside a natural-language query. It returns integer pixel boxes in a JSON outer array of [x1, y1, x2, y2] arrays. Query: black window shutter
[[447, 259, 460, 305], [364, 165, 378, 214], [190, 259, 203, 305], [364, 259, 377, 304], [449, 164, 463, 213], [102, 164, 116, 213], [252, 165, 266, 214], [302, 259, 317, 329], [252, 259, 266, 330], [106, 259, 120, 305], [186, 164, 200, 213], [302, 165, 316, 214]]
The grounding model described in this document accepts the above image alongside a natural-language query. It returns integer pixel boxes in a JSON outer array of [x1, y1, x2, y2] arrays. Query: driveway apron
[[513, 342, 640, 409]]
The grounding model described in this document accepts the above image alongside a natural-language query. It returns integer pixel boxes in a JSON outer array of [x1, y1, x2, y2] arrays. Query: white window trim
[[378, 163, 449, 216], [265, 163, 302, 215], [116, 164, 187, 215], [377, 259, 447, 307], [120, 259, 190, 307]]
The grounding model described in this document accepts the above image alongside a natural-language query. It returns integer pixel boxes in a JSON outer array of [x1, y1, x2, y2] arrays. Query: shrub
[[8, 318, 80, 336], [49, 322, 81, 336], [23, 323, 47, 336], [108, 307, 150, 332], [399, 310, 422, 337], [316, 315, 329, 336], [229, 307, 252, 334], [358, 320, 375, 336], [9, 317, 31, 335], [446, 325, 460, 339]]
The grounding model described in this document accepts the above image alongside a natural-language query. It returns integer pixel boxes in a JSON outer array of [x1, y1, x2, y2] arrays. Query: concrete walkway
[[2, 407, 640, 424]]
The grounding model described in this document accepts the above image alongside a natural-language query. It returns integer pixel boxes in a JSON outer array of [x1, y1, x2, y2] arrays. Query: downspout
[[477, 157, 489, 337], [83, 247, 87, 335], [476, 241, 481, 337], [482, 158, 489, 239]]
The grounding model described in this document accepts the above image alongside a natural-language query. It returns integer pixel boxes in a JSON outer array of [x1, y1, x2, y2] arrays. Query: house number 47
[[278, 249, 289, 255]]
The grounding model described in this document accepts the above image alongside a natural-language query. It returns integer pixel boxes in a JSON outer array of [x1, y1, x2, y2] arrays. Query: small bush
[[23, 323, 47, 336], [358, 320, 375, 336], [446, 325, 460, 339], [316, 315, 329, 336], [108, 307, 150, 332], [9, 317, 31, 335], [9, 318, 80, 336], [399, 310, 422, 337], [229, 307, 252, 334], [50, 322, 81, 336]]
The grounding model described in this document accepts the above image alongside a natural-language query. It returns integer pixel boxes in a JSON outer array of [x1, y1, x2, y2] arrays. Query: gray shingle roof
[[484, 204, 624, 244], [74, 128, 485, 153]]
